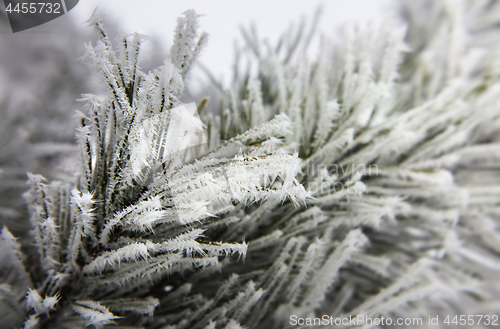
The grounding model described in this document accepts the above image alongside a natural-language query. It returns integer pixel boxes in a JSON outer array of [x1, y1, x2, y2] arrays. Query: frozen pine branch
[[1, 1, 500, 328], [1, 8, 308, 328]]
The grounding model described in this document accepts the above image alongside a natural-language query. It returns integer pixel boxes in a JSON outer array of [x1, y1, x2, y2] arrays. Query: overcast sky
[[67, 0, 396, 85]]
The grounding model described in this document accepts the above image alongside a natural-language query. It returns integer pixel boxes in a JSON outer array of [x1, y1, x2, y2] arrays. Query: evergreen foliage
[[1, 1, 500, 328]]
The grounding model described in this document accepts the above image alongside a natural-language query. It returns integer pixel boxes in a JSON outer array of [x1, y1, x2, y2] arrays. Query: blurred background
[[69, 0, 395, 85]]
